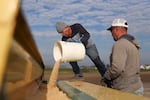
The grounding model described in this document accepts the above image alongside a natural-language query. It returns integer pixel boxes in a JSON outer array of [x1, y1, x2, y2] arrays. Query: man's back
[[112, 38, 143, 93]]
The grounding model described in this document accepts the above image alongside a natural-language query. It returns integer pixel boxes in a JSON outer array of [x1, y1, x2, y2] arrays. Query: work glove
[[80, 39, 88, 47], [100, 77, 112, 88]]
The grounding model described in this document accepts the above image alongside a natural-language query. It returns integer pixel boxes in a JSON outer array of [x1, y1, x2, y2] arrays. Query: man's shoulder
[[114, 39, 129, 47], [117, 38, 130, 44], [114, 38, 136, 51]]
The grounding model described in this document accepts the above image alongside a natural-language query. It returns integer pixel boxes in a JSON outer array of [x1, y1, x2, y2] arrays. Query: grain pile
[[46, 86, 70, 100], [48, 59, 61, 88], [46, 59, 70, 100]]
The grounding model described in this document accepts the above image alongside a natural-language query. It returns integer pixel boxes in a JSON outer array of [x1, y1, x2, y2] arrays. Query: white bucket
[[53, 41, 85, 62]]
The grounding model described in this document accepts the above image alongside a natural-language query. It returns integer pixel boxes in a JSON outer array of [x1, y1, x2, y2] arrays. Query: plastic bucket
[[53, 41, 85, 62]]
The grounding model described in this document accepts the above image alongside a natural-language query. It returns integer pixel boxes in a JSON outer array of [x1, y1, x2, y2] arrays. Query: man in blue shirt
[[56, 22, 106, 79]]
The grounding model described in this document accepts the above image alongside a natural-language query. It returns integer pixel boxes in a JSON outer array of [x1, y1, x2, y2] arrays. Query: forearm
[[76, 24, 90, 46], [104, 64, 122, 80]]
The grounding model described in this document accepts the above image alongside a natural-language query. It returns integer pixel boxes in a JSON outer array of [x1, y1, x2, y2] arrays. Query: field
[[44, 68, 150, 98]]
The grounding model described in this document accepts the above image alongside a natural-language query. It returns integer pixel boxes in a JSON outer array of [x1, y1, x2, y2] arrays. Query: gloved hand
[[100, 77, 112, 88], [81, 39, 88, 47]]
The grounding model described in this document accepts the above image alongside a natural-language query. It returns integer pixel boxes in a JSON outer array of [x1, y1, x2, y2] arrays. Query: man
[[102, 18, 144, 95], [55, 22, 106, 78]]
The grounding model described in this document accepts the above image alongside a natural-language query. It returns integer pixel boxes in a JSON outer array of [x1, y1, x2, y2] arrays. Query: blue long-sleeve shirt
[[62, 23, 94, 48]]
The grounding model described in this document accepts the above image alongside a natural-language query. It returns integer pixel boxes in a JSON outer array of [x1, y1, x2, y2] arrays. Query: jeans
[[69, 62, 82, 75], [69, 44, 106, 76]]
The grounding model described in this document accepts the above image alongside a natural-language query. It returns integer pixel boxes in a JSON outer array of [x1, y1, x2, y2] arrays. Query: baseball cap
[[107, 18, 128, 31], [56, 22, 68, 33]]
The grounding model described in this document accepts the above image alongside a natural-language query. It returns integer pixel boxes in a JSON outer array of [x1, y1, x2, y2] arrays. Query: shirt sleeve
[[75, 23, 90, 46], [104, 42, 127, 80]]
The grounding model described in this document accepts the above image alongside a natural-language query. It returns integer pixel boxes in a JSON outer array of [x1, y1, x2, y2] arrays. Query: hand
[[80, 38, 88, 47], [82, 40, 88, 47], [100, 78, 112, 88], [100, 78, 108, 87]]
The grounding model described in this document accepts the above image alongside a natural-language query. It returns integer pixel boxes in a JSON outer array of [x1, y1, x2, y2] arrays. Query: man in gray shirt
[[102, 18, 144, 95]]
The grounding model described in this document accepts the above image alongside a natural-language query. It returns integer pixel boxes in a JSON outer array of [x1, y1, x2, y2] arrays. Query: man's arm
[[104, 42, 127, 80], [75, 23, 90, 46]]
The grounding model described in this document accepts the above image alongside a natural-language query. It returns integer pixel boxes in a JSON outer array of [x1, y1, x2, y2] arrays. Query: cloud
[[32, 30, 58, 37], [22, 0, 150, 35], [21, 0, 150, 65]]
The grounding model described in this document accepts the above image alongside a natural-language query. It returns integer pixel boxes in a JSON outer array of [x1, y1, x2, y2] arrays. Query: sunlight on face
[[61, 27, 72, 37]]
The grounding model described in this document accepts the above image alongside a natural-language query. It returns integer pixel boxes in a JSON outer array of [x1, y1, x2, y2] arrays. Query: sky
[[21, 0, 150, 67]]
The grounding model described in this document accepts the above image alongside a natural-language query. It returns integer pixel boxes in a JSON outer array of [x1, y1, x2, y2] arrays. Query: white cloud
[[22, 0, 150, 35], [33, 31, 57, 37], [21, 0, 150, 65]]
